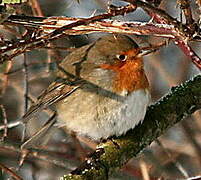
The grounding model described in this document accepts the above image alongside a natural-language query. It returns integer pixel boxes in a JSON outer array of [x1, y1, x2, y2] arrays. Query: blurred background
[[0, 0, 201, 179]]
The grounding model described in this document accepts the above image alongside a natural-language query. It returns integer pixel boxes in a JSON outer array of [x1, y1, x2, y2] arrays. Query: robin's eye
[[116, 54, 127, 61]]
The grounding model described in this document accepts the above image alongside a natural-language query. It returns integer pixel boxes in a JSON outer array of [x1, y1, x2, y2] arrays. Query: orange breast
[[100, 57, 149, 94]]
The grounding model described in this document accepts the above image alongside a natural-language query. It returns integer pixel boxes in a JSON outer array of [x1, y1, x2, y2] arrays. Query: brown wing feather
[[22, 80, 80, 123]]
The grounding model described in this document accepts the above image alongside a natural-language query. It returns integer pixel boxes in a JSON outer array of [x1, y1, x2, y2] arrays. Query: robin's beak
[[136, 46, 159, 58]]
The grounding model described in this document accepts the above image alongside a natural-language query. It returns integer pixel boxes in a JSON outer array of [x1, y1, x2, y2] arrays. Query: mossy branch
[[1, 76, 201, 180], [63, 75, 201, 180]]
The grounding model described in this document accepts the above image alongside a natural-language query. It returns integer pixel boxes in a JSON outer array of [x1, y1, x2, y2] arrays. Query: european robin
[[22, 34, 151, 140]]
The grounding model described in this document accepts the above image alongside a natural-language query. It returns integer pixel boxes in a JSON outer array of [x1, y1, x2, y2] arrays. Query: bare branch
[[121, 0, 201, 70], [4, 16, 177, 38], [0, 162, 23, 180], [0, 4, 137, 63], [0, 1, 200, 70], [177, 0, 194, 26], [0, 140, 78, 169]]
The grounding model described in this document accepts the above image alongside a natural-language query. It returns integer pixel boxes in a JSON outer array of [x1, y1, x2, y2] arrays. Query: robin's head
[[95, 35, 149, 93], [87, 34, 140, 66], [96, 35, 145, 73]]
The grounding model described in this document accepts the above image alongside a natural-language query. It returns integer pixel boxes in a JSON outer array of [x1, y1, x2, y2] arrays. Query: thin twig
[[0, 120, 22, 131], [0, 105, 8, 140], [0, 4, 137, 61], [175, 39, 201, 69], [23, 52, 29, 113], [139, 160, 150, 180], [177, 0, 194, 26], [21, 52, 29, 143], [1, 60, 12, 95], [122, 0, 201, 70], [181, 120, 201, 166], [0, 139, 78, 169], [195, 0, 201, 24], [0, 20, 177, 62], [29, 0, 44, 16], [156, 140, 189, 178], [4, 16, 178, 38], [0, 162, 23, 180]]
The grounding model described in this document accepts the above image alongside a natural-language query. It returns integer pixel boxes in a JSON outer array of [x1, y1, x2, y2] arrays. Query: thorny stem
[[122, 0, 201, 70], [176, 40, 201, 69], [0, 1, 201, 70], [0, 4, 136, 60], [0, 162, 23, 180]]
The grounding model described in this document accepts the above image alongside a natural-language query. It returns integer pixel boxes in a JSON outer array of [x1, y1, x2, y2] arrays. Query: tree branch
[[0, 140, 78, 169], [4, 16, 177, 38], [0, 4, 137, 63], [121, 0, 201, 70], [61, 75, 201, 180], [1, 1, 201, 70]]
